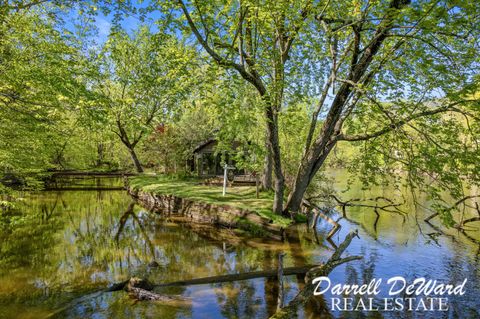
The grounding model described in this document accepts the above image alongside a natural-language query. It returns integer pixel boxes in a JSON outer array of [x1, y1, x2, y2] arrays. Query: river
[[0, 175, 478, 318]]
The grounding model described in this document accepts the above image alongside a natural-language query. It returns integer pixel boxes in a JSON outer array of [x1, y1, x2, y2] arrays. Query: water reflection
[[0, 180, 478, 319]]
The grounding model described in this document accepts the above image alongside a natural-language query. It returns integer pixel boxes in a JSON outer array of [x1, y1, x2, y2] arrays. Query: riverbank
[[128, 175, 298, 239]]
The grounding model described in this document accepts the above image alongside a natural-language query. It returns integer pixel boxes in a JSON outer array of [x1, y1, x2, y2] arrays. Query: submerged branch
[[302, 199, 341, 239], [270, 230, 361, 319], [315, 194, 407, 217]]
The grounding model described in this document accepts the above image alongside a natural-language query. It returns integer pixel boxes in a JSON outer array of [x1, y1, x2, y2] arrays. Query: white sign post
[[222, 163, 235, 196]]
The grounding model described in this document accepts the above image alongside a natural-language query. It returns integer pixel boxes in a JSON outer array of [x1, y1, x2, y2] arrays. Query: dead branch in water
[[106, 230, 361, 318], [302, 199, 341, 239], [302, 195, 406, 240], [270, 230, 362, 319], [455, 200, 480, 229], [425, 195, 480, 229], [325, 194, 407, 218]]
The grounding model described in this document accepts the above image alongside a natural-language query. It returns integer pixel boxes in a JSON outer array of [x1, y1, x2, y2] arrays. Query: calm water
[[0, 176, 478, 319]]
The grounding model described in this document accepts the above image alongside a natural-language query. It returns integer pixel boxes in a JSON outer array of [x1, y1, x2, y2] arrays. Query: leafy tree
[[2, 0, 479, 225], [0, 4, 93, 186], [142, 107, 215, 173], [0, 0, 137, 193], [96, 27, 195, 172], [142, 65, 264, 175], [163, 0, 479, 216]]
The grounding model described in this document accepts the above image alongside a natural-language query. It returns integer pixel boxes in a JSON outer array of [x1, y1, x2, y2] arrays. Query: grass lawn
[[128, 175, 294, 227]]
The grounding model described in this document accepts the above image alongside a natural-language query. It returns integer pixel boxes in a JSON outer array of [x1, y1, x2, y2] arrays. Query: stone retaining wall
[[128, 188, 285, 240]]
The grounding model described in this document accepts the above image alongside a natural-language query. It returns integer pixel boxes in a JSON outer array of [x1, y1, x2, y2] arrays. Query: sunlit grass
[[128, 175, 293, 227]]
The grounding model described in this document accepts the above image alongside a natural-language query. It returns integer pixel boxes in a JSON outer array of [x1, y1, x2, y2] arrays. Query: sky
[[93, 7, 159, 44], [60, 1, 162, 46]]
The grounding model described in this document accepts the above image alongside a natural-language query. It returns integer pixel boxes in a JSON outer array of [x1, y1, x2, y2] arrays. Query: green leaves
[[91, 25, 199, 171], [0, 7, 89, 180]]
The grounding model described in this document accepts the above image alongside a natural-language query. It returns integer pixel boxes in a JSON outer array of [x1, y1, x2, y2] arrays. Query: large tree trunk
[[284, 0, 409, 213], [96, 142, 104, 167], [128, 147, 144, 173], [255, 106, 284, 214], [265, 105, 284, 215], [285, 140, 337, 213], [115, 119, 145, 174], [273, 174, 284, 214], [261, 143, 273, 190], [284, 62, 357, 214]]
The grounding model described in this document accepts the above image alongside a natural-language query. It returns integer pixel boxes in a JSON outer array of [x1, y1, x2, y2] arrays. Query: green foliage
[[279, 102, 311, 184], [141, 66, 267, 175], [142, 103, 216, 173], [342, 99, 480, 225], [208, 75, 266, 173], [94, 26, 198, 171], [0, 5, 93, 190], [1, 0, 479, 226], [166, 0, 480, 220]]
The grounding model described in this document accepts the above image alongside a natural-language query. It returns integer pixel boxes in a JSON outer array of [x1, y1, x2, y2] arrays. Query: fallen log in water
[[104, 231, 360, 317], [154, 265, 315, 287], [107, 265, 316, 293]]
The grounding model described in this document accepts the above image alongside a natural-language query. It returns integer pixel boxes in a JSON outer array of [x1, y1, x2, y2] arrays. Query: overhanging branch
[[338, 100, 477, 142], [177, 0, 267, 95]]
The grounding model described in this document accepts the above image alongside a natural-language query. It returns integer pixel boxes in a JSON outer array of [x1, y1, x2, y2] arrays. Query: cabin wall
[[193, 141, 246, 177]]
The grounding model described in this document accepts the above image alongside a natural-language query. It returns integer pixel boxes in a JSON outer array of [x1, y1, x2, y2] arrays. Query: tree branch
[[338, 100, 476, 142], [177, 0, 267, 95]]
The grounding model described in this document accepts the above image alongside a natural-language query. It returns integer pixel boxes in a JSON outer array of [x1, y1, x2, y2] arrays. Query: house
[[192, 138, 246, 178]]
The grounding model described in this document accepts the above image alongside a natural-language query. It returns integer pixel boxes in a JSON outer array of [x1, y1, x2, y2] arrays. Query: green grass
[[128, 175, 293, 227]]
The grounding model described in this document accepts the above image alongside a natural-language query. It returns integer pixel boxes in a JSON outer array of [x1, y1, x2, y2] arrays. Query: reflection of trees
[[4, 190, 194, 318], [115, 202, 135, 242], [339, 250, 384, 319], [40, 193, 59, 221], [438, 246, 480, 319], [8, 188, 480, 319], [288, 228, 308, 285], [207, 229, 336, 318], [264, 250, 279, 316], [215, 280, 261, 319], [0, 193, 62, 270], [3, 190, 155, 297], [114, 202, 157, 263], [0, 192, 64, 310], [287, 228, 336, 318], [209, 249, 274, 319]]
